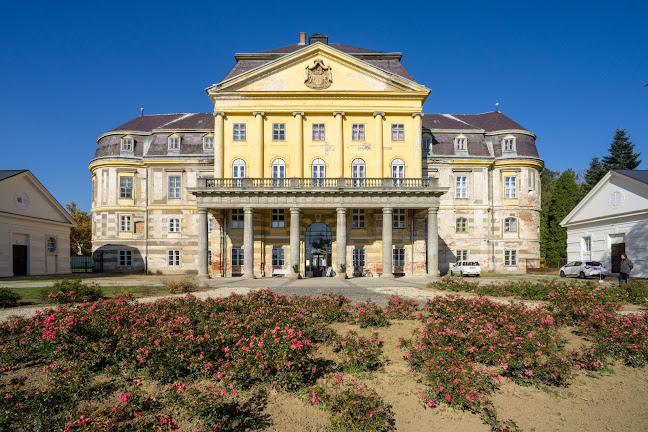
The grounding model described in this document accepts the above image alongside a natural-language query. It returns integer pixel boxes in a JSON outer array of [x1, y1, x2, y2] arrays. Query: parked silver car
[[559, 261, 608, 279], [450, 261, 481, 277]]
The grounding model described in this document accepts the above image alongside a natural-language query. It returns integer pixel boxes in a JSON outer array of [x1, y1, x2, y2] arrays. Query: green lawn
[[8, 285, 167, 302]]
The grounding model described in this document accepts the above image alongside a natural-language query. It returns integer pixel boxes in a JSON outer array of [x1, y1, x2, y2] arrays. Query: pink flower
[[120, 392, 132, 403], [445, 394, 451, 403]]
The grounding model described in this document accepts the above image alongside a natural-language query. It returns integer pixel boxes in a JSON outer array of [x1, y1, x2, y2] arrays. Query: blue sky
[[1, 0, 646, 212]]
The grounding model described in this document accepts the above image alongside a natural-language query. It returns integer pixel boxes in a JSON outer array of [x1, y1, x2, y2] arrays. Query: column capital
[[336, 207, 347, 214], [198, 207, 208, 215], [333, 111, 345, 117], [412, 112, 424, 118], [427, 206, 439, 214], [214, 111, 225, 117], [292, 111, 305, 117], [253, 111, 265, 117], [243, 207, 254, 214], [373, 111, 385, 118], [382, 207, 393, 214], [290, 207, 301, 214]]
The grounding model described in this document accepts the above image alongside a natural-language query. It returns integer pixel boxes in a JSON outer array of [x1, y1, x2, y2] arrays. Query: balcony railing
[[200, 177, 439, 189]]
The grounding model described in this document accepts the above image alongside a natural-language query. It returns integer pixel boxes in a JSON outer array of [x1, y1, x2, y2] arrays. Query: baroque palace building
[[90, 33, 543, 278]]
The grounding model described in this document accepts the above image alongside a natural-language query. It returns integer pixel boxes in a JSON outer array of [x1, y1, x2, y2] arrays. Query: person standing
[[619, 254, 634, 284]]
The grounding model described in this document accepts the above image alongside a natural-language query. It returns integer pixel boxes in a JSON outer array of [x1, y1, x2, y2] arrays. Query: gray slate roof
[[0, 170, 27, 182], [616, 170, 648, 185]]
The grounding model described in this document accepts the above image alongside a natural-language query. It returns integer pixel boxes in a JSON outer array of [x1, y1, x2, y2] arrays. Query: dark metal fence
[[525, 258, 567, 274], [70, 253, 103, 273]]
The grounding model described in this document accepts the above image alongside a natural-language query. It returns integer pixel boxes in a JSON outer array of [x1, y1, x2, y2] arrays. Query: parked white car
[[559, 261, 608, 279], [450, 261, 481, 277]]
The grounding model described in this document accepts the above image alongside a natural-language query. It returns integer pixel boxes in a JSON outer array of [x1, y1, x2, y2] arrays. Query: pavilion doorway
[[305, 222, 332, 277]]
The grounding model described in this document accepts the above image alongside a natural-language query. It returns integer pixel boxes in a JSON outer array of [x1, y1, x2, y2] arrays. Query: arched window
[[391, 158, 405, 186], [311, 158, 326, 187], [232, 159, 246, 187], [272, 158, 286, 186], [351, 158, 366, 187]]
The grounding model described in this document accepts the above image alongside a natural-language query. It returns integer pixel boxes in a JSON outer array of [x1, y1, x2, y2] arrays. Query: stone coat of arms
[[305, 58, 332, 90]]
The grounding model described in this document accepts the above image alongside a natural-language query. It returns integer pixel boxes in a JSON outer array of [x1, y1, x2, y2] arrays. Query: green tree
[[539, 168, 559, 259], [581, 156, 607, 196], [602, 128, 642, 170], [544, 170, 581, 259], [66, 202, 92, 255]]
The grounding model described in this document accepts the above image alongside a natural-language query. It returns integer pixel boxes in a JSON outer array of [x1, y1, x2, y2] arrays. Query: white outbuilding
[[0, 170, 76, 277], [561, 170, 647, 278]]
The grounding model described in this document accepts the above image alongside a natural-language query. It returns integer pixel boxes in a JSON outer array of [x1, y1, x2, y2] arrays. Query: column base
[[380, 273, 395, 279], [196, 274, 211, 281], [242, 274, 256, 279]]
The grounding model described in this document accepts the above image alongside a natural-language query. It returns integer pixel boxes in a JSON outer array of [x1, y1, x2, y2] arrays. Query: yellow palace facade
[[90, 33, 543, 278]]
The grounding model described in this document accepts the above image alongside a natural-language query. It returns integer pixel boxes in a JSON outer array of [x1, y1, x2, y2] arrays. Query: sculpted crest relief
[[304, 58, 332, 89]]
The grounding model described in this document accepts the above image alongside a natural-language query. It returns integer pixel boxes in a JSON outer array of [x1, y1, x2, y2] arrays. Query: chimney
[[299, 32, 306, 45], [308, 33, 328, 45]]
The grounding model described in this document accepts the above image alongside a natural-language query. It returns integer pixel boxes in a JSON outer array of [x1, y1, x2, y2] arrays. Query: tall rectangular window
[[272, 123, 286, 141], [271, 248, 285, 266], [504, 217, 517, 232], [121, 138, 133, 151], [455, 176, 467, 199], [119, 250, 132, 266], [168, 250, 180, 266], [583, 237, 591, 253], [456, 218, 467, 233], [231, 248, 244, 266], [169, 176, 181, 199], [168, 136, 180, 150], [504, 250, 517, 266], [456, 250, 468, 261], [393, 209, 406, 229], [120, 215, 131, 232], [352, 209, 366, 229], [456, 138, 466, 151], [120, 176, 133, 199], [231, 209, 244, 228], [422, 137, 432, 156], [312, 124, 325, 141], [352, 124, 365, 141], [204, 136, 214, 149], [503, 138, 514, 151], [505, 176, 517, 199], [353, 248, 366, 267], [208, 218, 213, 233], [272, 209, 285, 228], [391, 124, 404, 141], [169, 218, 180, 232], [392, 248, 406, 267], [233, 124, 246, 141]]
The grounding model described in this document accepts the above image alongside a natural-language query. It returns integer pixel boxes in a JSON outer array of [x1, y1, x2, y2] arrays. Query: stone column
[[334, 111, 345, 177], [382, 207, 393, 278], [214, 112, 225, 178], [253, 112, 265, 178], [427, 207, 439, 277], [290, 208, 300, 274], [293, 112, 305, 177], [373, 112, 385, 178], [243, 207, 255, 279], [197, 208, 209, 278], [412, 113, 423, 178], [336, 207, 347, 275]]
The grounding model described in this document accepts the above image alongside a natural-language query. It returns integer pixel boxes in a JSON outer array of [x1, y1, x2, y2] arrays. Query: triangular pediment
[[209, 43, 428, 94]]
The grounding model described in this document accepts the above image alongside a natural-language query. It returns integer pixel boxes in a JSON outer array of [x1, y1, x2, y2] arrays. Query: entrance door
[[611, 243, 625, 273], [305, 222, 332, 278], [12, 245, 27, 276]]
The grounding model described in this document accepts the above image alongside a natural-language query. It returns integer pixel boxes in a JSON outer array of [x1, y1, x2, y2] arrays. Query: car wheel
[[450, 270, 454, 276], [560, 271, 565, 277], [579, 271, 586, 279]]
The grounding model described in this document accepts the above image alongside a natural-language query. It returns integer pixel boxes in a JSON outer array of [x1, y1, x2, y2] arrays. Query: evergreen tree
[[539, 168, 559, 259], [581, 156, 607, 196], [602, 128, 642, 170], [544, 170, 581, 259], [66, 202, 92, 255]]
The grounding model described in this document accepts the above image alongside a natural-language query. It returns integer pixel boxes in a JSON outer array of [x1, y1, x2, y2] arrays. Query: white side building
[[561, 170, 648, 278], [0, 170, 76, 277]]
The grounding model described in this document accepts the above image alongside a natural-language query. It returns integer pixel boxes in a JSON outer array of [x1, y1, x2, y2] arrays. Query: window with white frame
[[272, 159, 286, 186], [203, 135, 214, 149], [208, 218, 213, 232], [233, 123, 246, 141], [311, 158, 325, 186], [120, 215, 131, 232], [504, 250, 517, 266], [583, 237, 592, 253], [168, 250, 180, 266], [504, 217, 517, 232], [351, 158, 366, 187], [231, 209, 244, 228], [168, 176, 181, 199], [456, 250, 468, 261], [391, 124, 404, 141], [121, 136, 133, 152], [422, 136, 432, 156], [169, 218, 180, 233], [120, 176, 133, 199], [352, 209, 366, 229], [455, 135, 467, 151], [393, 209, 406, 229], [232, 158, 246, 186], [272, 123, 286, 141], [391, 158, 405, 186], [47, 237, 57, 253], [312, 123, 325, 141], [272, 209, 285, 228], [392, 248, 406, 267], [271, 248, 285, 266], [352, 124, 365, 141], [119, 250, 132, 266], [456, 217, 467, 233], [168, 135, 180, 150], [503, 136, 515, 152], [504, 176, 517, 199], [231, 248, 244, 266], [353, 248, 366, 267], [455, 175, 467, 199]]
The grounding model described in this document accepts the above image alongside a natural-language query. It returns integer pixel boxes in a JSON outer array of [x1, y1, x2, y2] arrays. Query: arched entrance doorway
[[305, 222, 332, 277]]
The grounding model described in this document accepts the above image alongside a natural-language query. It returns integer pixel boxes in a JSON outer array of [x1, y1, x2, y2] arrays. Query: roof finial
[[140, 105, 144, 117], [495, 100, 499, 112]]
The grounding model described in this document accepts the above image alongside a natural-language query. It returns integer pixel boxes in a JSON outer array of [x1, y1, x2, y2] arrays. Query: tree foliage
[[542, 170, 581, 259], [581, 157, 607, 196], [539, 168, 559, 259], [66, 202, 92, 255], [601, 128, 642, 170]]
